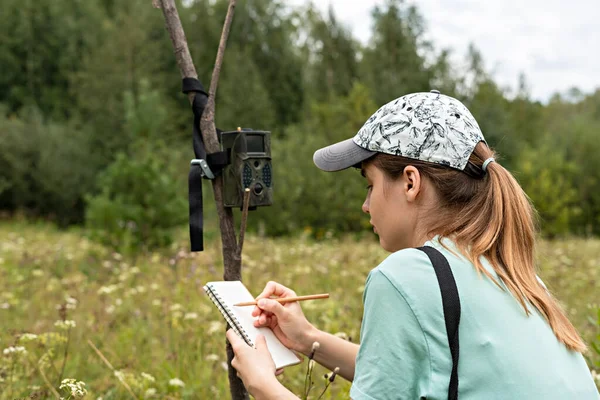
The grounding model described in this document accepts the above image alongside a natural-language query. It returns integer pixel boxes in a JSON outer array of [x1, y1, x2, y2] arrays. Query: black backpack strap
[[417, 246, 461, 400]]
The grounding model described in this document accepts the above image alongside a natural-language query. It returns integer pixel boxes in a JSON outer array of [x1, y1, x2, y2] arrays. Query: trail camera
[[220, 129, 273, 208]]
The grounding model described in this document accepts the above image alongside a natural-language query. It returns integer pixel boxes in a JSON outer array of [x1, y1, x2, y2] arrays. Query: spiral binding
[[204, 284, 253, 347]]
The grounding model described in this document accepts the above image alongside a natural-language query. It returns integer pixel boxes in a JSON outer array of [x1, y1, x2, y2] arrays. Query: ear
[[402, 166, 422, 202]]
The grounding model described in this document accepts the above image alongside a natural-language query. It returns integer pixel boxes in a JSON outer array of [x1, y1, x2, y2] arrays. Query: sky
[[288, 0, 600, 102]]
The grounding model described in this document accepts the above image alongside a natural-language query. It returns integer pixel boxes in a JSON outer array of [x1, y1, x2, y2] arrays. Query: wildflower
[[54, 320, 76, 330], [32, 269, 44, 277], [205, 354, 219, 362], [168, 378, 185, 388], [150, 283, 159, 291], [152, 299, 161, 307], [98, 285, 118, 295], [329, 367, 340, 382], [19, 333, 38, 343], [145, 388, 158, 397], [207, 321, 223, 335], [114, 370, 125, 382], [66, 296, 78, 310], [141, 372, 156, 383], [0, 303, 9, 309], [3, 346, 27, 355], [309, 341, 320, 360], [59, 378, 87, 398], [184, 312, 198, 320]]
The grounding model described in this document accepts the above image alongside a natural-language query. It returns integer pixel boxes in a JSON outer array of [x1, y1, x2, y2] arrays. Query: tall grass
[[0, 220, 598, 398]]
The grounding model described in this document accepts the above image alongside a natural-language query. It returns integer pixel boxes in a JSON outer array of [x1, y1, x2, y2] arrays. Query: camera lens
[[253, 183, 264, 195]]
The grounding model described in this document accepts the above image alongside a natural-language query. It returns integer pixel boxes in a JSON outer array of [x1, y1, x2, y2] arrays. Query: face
[[361, 163, 424, 252]]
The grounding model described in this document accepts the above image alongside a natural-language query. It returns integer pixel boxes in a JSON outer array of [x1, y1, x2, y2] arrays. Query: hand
[[226, 329, 281, 396], [252, 281, 317, 355]]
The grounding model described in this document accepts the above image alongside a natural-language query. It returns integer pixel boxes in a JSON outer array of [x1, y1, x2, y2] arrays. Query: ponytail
[[368, 143, 586, 352]]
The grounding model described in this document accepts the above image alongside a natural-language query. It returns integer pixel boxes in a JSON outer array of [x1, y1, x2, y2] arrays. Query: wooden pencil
[[233, 293, 329, 307]]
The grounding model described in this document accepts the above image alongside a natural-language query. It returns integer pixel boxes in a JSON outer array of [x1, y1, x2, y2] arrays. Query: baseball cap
[[313, 90, 486, 171]]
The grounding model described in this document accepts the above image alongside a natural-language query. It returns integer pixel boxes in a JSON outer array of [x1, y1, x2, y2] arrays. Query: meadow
[[1, 220, 599, 399]]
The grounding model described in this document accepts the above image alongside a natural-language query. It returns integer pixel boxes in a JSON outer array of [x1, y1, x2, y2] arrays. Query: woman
[[226, 90, 599, 399]]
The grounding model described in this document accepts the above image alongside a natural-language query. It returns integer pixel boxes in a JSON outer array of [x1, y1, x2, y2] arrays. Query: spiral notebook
[[203, 281, 301, 369]]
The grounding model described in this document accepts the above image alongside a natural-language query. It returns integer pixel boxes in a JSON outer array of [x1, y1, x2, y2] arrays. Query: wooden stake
[[154, 1, 247, 399]]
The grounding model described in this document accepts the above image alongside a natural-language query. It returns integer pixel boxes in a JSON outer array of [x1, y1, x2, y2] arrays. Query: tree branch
[[155, 1, 247, 399]]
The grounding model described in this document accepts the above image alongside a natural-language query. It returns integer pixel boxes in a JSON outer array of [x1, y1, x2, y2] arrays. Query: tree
[[301, 4, 360, 102], [360, 0, 432, 105]]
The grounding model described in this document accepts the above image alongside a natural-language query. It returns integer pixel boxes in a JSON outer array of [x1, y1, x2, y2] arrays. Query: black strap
[[181, 77, 230, 252], [417, 246, 461, 400]]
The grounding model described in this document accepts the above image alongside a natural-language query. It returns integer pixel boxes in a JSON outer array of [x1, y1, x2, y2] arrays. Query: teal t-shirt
[[350, 237, 599, 399]]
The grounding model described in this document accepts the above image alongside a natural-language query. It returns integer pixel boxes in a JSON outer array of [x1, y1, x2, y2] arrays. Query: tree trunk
[[154, 1, 247, 399]]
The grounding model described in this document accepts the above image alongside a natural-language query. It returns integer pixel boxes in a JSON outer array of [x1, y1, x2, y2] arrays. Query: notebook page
[[204, 281, 301, 369]]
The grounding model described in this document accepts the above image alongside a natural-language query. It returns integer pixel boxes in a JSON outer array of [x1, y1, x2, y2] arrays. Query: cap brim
[[313, 138, 376, 172]]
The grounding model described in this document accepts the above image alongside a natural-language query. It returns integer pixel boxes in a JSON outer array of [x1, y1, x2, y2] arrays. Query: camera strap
[[182, 77, 229, 252]]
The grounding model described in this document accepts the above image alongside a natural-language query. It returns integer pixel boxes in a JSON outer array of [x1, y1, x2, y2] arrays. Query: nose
[[362, 195, 370, 214]]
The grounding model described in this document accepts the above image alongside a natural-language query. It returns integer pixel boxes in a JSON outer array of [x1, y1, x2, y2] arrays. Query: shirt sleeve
[[350, 269, 431, 400]]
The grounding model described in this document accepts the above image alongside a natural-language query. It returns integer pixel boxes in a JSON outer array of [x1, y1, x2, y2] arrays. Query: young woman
[[226, 90, 600, 399]]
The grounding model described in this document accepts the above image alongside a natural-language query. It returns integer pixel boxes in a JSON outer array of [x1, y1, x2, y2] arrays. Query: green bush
[[0, 106, 97, 225], [514, 144, 581, 237], [85, 149, 187, 252]]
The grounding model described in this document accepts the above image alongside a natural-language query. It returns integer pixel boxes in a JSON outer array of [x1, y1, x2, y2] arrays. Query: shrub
[[85, 149, 187, 252]]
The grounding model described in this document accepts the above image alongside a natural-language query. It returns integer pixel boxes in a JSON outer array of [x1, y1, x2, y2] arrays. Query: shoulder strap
[[417, 246, 461, 400]]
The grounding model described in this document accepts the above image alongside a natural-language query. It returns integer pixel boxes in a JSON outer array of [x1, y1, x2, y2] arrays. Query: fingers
[[226, 329, 245, 352], [256, 298, 286, 318], [255, 281, 297, 302]]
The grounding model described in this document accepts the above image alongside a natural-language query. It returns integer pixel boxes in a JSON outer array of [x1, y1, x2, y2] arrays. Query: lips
[[370, 221, 377, 234]]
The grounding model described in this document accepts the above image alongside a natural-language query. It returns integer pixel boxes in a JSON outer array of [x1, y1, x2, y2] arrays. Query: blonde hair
[[366, 142, 586, 352]]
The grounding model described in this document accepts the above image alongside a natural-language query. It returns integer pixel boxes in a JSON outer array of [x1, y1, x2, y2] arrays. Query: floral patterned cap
[[313, 90, 486, 171]]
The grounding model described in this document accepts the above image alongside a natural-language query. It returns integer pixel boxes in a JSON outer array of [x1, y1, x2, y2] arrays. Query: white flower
[[168, 378, 185, 388], [152, 299, 161, 307], [32, 269, 44, 277], [205, 354, 219, 362], [19, 333, 38, 343], [54, 320, 76, 330], [59, 378, 87, 398], [150, 283, 159, 291], [114, 370, 125, 382], [98, 285, 118, 295], [66, 296, 78, 310], [141, 372, 156, 382], [145, 388, 157, 397], [207, 321, 223, 335], [184, 312, 198, 320], [3, 346, 27, 355]]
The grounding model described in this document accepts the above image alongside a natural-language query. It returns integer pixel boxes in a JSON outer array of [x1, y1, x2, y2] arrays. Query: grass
[[0, 220, 599, 399]]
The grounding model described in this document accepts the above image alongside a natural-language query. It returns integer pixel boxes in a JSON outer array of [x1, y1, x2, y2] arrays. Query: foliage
[[0, 221, 598, 398], [1, 0, 600, 241], [250, 83, 378, 236], [85, 148, 187, 253], [0, 107, 97, 225], [514, 145, 581, 237]]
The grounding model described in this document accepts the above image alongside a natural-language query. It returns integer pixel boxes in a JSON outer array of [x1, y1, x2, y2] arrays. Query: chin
[[379, 237, 407, 253]]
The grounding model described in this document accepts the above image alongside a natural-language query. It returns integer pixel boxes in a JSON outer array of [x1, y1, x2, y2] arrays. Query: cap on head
[[313, 90, 486, 171]]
